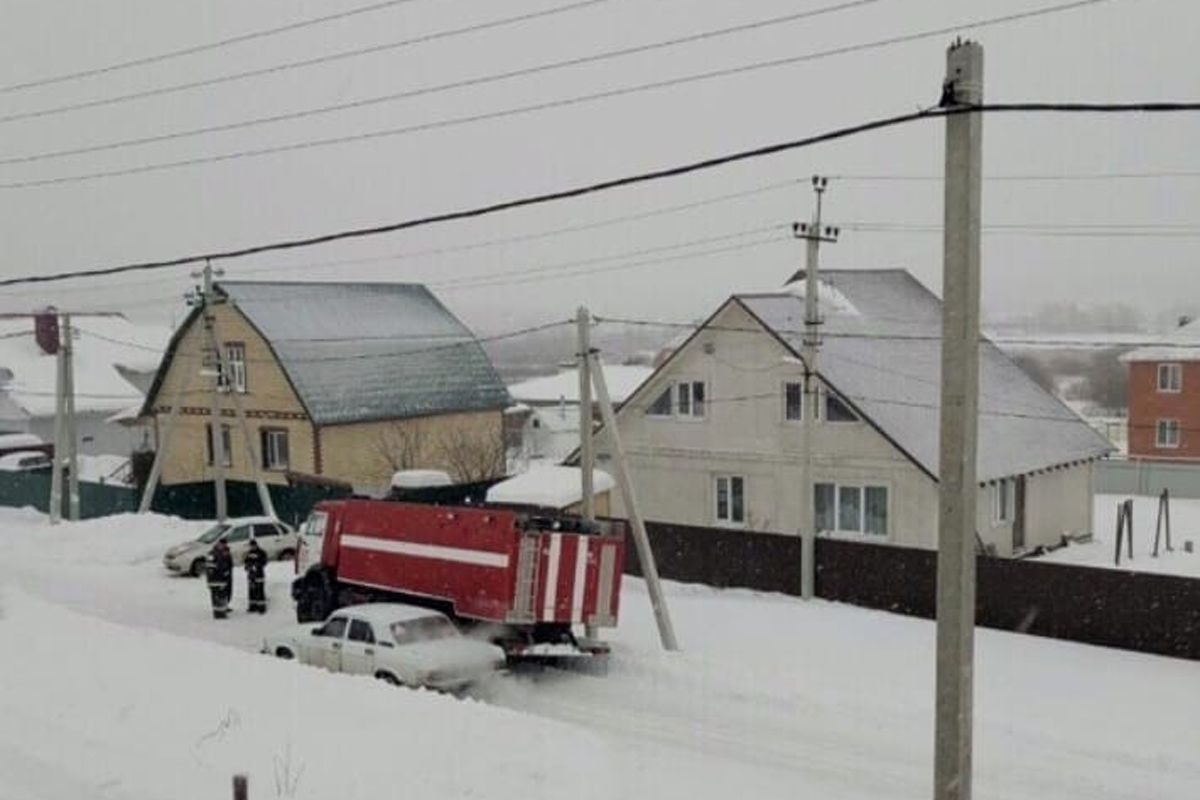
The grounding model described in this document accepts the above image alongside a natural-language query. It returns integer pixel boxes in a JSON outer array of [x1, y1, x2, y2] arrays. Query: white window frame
[[1156, 419, 1181, 449], [714, 474, 746, 527], [1157, 363, 1182, 394], [219, 342, 247, 394], [261, 427, 290, 471], [814, 481, 889, 537], [206, 423, 232, 468], [992, 478, 1014, 524], [644, 379, 707, 420], [783, 381, 805, 422]]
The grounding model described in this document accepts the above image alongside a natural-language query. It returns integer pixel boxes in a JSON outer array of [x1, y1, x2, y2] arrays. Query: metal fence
[[1096, 457, 1200, 498], [630, 520, 1200, 661]]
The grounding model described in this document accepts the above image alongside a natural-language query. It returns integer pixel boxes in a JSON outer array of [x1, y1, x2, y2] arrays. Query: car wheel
[[189, 558, 206, 577], [275, 647, 295, 660], [278, 548, 296, 562], [375, 671, 402, 686]]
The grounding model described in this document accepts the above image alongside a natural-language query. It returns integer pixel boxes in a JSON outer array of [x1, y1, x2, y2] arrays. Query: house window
[[645, 380, 706, 419], [814, 482, 888, 536], [824, 390, 858, 422], [714, 475, 745, 526], [261, 428, 290, 470], [784, 382, 804, 421], [1156, 419, 1180, 449], [1157, 363, 1182, 393], [218, 342, 247, 393], [993, 478, 1014, 524], [205, 423, 232, 467]]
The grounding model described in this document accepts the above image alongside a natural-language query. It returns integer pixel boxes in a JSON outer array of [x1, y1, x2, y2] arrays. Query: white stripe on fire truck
[[570, 540, 588, 624], [340, 534, 509, 568], [542, 533, 562, 621]]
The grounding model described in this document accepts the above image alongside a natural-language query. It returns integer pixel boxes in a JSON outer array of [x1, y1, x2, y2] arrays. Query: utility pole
[[63, 314, 80, 521], [577, 306, 598, 641], [201, 260, 228, 523], [589, 350, 678, 651], [792, 176, 839, 600], [48, 316, 66, 525], [933, 39, 984, 800], [138, 308, 198, 514]]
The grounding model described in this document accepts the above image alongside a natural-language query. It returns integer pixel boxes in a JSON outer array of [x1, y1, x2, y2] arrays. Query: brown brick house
[[1122, 319, 1200, 460]]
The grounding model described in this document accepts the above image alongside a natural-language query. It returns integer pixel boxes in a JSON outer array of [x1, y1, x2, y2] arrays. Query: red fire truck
[[291, 497, 627, 661]]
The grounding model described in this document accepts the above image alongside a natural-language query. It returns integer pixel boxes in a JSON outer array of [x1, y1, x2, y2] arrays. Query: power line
[[831, 169, 1200, 182], [0, 0, 882, 167], [0, 0, 853, 130], [0, 0, 1115, 187], [3, 99, 1200, 289], [0, 0, 432, 95]]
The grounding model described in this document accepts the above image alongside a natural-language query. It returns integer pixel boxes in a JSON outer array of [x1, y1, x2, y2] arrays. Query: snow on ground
[[1038, 493, 1200, 577], [1, 508, 1199, 799]]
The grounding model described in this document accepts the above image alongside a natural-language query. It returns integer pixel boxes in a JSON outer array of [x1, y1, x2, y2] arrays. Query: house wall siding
[[319, 410, 505, 494], [1127, 360, 1200, 460], [152, 303, 314, 486]]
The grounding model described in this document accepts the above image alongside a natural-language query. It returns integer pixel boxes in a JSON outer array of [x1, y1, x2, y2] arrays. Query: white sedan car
[[262, 603, 506, 691]]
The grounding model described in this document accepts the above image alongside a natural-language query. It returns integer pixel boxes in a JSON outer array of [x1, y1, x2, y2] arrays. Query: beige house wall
[[600, 300, 1096, 554], [319, 410, 505, 495], [153, 303, 314, 486]]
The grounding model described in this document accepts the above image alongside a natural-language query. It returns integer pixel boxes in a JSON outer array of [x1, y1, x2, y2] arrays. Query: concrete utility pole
[[792, 177, 839, 600], [201, 260, 229, 522], [138, 329, 196, 514], [933, 39, 984, 800], [576, 306, 598, 641], [63, 314, 80, 521], [48, 318, 66, 525], [589, 351, 678, 651]]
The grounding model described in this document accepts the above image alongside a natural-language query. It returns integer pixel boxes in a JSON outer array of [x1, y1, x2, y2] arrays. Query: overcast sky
[[1, 0, 1197, 335]]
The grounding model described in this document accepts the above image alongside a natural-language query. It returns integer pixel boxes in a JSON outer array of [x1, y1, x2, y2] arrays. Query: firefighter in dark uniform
[[206, 539, 234, 619], [245, 538, 268, 614]]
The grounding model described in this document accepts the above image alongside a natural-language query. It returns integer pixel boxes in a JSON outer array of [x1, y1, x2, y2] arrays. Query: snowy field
[[1, 508, 1198, 799], [1038, 493, 1200, 577]]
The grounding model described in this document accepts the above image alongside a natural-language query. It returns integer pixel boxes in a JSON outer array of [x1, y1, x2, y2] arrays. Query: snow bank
[[486, 466, 615, 509]]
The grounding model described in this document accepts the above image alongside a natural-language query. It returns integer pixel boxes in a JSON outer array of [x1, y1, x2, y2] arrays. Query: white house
[[594, 269, 1112, 556], [507, 364, 651, 467], [0, 312, 169, 456]]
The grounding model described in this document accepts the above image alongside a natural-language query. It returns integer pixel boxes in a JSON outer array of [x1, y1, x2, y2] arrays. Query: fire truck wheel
[[375, 671, 401, 686]]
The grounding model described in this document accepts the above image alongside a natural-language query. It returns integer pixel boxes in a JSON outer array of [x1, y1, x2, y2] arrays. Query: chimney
[[34, 308, 59, 355]]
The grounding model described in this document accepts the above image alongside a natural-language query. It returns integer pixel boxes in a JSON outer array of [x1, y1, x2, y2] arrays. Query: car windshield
[[390, 616, 458, 645], [196, 523, 230, 544]]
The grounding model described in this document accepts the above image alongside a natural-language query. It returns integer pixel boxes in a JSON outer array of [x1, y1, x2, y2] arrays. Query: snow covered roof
[[736, 270, 1113, 482], [145, 282, 510, 426], [486, 465, 615, 509], [390, 469, 453, 489], [507, 364, 653, 405], [0, 315, 169, 419], [1120, 318, 1200, 362]]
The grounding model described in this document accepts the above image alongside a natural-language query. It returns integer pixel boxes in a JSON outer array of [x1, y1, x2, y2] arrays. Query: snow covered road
[[1, 508, 1198, 799]]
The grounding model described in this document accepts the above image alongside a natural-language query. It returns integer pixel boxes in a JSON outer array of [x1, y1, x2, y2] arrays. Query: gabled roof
[[143, 281, 509, 426], [736, 269, 1112, 482], [1121, 318, 1200, 362], [508, 364, 653, 405]]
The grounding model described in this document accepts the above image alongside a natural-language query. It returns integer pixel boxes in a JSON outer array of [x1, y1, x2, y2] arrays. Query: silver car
[[163, 516, 297, 576]]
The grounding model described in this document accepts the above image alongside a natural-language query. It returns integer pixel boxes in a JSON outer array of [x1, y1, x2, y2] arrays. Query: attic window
[[824, 391, 858, 423], [646, 387, 673, 416], [645, 381, 706, 419]]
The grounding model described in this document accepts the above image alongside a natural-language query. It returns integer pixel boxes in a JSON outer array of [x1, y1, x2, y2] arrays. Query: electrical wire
[[0, 1, 608, 126], [0, 0, 433, 95], [831, 169, 1200, 182], [0, 0, 1117, 188], [2, 99, 1199, 288], [0, 0, 885, 167]]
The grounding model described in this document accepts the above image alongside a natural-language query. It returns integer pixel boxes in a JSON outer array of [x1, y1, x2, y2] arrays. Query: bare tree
[[437, 420, 506, 482], [374, 422, 426, 472]]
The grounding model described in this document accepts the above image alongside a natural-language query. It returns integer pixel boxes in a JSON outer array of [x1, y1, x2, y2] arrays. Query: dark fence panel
[[0, 470, 136, 519], [631, 521, 1200, 661], [632, 521, 804, 595], [149, 480, 352, 525]]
